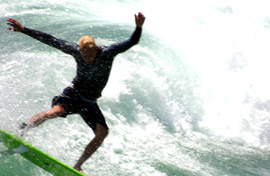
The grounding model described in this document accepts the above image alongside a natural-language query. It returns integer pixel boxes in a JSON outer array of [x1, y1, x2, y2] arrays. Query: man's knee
[[46, 105, 66, 119], [98, 128, 109, 140], [95, 123, 109, 140], [102, 128, 109, 139]]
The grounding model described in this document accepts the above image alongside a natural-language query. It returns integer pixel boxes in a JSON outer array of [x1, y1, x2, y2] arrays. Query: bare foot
[[74, 165, 86, 175]]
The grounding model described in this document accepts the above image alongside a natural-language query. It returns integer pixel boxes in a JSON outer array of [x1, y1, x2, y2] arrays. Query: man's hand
[[7, 18, 24, 32], [135, 12, 145, 28]]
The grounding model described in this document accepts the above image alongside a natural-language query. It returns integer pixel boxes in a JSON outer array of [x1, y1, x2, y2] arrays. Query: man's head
[[79, 35, 97, 52], [78, 35, 98, 64]]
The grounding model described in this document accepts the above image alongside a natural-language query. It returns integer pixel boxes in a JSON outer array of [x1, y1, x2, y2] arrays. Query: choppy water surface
[[0, 0, 269, 175]]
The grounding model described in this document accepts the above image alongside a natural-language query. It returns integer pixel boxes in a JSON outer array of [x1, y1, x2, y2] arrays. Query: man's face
[[79, 35, 97, 55], [80, 40, 96, 53], [79, 35, 98, 64]]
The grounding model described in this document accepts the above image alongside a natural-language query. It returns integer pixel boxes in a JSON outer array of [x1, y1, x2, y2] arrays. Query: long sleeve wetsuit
[[22, 26, 142, 100]]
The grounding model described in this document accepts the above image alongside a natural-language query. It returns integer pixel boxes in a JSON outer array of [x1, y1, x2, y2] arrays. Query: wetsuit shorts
[[52, 87, 108, 131]]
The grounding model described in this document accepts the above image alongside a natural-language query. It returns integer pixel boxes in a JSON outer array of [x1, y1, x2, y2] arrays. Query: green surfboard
[[0, 129, 84, 176]]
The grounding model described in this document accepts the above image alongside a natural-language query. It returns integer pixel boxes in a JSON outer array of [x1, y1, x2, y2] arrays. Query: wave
[[1, 0, 270, 175]]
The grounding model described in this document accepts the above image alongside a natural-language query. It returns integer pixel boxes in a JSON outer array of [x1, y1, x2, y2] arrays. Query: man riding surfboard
[[7, 12, 145, 174]]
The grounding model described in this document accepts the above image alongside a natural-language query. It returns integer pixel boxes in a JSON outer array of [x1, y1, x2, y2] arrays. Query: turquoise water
[[0, 0, 270, 175]]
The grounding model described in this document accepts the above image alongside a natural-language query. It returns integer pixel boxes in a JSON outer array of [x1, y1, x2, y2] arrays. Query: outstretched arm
[[130, 12, 145, 44], [6, 18, 78, 55], [108, 12, 146, 55]]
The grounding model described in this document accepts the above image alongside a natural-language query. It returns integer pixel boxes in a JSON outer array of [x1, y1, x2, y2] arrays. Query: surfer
[[7, 12, 145, 174]]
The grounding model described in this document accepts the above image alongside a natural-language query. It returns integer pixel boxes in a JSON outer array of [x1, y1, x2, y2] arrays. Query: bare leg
[[25, 105, 66, 128], [73, 123, 108, 174]]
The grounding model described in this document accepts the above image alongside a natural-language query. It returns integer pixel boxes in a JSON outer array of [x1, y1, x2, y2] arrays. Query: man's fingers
[[7, 18, 16, 22], [138, 12, 145, 19], [7, 19, 15, 23], [6, 22, 15, 27], [138, 12, 144, 17], [7, 18, 19, 26], [6, 18, 22, 32], [136, 12, 145, 22]]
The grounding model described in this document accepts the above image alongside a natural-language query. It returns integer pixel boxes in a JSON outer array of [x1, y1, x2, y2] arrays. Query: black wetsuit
[[22, 26, 142, 130]]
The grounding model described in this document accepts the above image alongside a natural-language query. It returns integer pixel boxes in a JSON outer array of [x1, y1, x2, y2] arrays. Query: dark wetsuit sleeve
[[107, 26, 142, 56], [22, 27, 78, 55]]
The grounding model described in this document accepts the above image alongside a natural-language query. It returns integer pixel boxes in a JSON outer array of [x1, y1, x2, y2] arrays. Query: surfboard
[[0, 129, 85, 176]]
